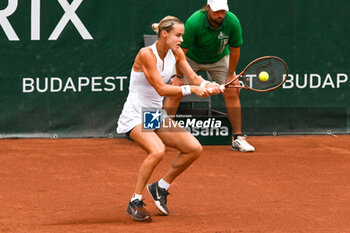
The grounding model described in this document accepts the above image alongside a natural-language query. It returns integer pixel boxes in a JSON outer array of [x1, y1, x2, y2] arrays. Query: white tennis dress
[[117, 42, 176, 134]]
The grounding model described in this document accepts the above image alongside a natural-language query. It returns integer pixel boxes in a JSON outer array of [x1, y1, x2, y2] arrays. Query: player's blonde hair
[[152, 16, 183, 37]]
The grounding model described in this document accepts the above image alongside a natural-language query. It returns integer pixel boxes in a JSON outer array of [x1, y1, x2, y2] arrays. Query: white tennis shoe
[[232, 135, 255, 152]]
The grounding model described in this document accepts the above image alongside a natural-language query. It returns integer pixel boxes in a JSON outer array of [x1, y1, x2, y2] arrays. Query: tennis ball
[[259, 71, 269, 82]]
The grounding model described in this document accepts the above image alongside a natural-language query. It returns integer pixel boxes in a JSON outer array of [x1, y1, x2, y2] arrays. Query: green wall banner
[[0, 0, 349, 139]]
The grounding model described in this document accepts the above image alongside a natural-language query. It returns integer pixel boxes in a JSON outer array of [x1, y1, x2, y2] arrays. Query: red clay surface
[[0, 135, 349, 233]]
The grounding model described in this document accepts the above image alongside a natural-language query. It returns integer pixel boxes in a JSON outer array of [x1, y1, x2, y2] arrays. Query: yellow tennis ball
[[259, 71, 269, 82]]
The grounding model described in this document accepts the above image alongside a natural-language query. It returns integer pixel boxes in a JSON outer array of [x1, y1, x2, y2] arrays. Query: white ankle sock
[[131, 193, 142, 202], [158, 179, 170, 190]]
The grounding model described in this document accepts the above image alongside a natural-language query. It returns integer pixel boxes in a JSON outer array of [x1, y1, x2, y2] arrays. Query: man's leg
[[205, 55, 254, 152], [222, 86, 242, 135]]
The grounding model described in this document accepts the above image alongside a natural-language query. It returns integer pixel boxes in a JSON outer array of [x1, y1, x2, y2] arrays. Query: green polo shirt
[[181, 9, 243, 64]]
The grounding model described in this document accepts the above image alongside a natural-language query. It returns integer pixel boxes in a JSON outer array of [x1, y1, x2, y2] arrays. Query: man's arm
[[228, 46, 240, 75], [227, 46, 240, 83]]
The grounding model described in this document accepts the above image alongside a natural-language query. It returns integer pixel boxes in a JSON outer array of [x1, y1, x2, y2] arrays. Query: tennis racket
[[219, 56, 288, 92]]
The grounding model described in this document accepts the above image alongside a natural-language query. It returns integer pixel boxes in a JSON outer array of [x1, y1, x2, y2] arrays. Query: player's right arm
[[134, 48, 210, 98]]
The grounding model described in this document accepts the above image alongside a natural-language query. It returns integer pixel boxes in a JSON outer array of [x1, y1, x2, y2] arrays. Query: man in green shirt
[[164, 0, 254, 152]]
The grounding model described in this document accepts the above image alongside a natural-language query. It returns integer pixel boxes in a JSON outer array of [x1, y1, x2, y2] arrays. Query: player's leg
[[156, 118, 202, 184], [129, 124, 166, 194], [147, 118, 202, 215], [206, 55, 254, 152], [126, 124, 166, 221]]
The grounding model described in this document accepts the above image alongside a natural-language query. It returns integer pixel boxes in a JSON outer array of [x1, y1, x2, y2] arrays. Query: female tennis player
[[117, 16, 222, 221]]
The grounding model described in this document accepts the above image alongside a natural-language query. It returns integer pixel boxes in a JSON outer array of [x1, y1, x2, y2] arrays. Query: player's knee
[[190, 143, 202, 161], [149, 145, 166, 163]]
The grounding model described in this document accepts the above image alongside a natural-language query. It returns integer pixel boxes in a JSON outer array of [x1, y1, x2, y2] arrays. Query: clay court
[[0, 135, 349, 233]]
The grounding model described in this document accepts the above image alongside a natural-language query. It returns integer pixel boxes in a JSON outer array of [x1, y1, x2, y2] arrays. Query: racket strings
[[242, 58, 287, 91]]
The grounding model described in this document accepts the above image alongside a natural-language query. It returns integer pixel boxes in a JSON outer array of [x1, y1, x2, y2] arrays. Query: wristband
[[200, 80, 210, 88], [181, 85, 191, 96]]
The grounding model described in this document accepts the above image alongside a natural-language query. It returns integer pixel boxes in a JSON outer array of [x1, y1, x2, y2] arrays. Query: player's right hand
[[206, 82, 224, 95], [192, 86, 210, 98]]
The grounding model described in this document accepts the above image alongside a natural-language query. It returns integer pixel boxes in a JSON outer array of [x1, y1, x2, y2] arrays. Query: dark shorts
[[125, 128, 134, 137]]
